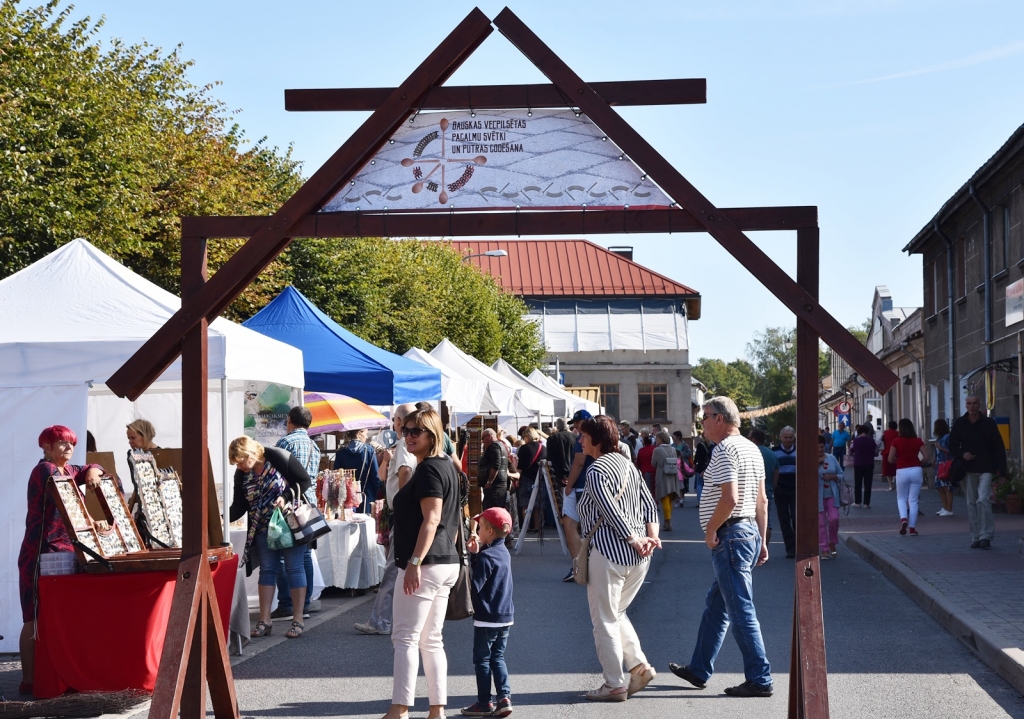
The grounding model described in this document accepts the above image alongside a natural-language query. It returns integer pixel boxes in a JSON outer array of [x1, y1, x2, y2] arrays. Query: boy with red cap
[[462, 507, 515, 717]]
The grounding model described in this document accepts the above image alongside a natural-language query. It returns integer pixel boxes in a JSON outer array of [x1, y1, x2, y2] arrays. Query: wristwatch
[[409, 556, 422, 567]]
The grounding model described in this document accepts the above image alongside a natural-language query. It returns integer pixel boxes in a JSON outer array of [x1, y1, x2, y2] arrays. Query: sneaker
[[899, 519, 908, 536], [980, 539, 992, 549], [270, 607, 292, 619], [562, 568, 575, 583], [724, 680, 773, 697], [935, 509, 943, 515], [908, 527, 918, 536], [353, 622, 390, 635], [939, 509, 953, 516], [585, 684, 627, 702], [970, 540, 982, 549], [493, 697, 513, 717], [461, 701, 494, 716], [668, 663, 706, 689]]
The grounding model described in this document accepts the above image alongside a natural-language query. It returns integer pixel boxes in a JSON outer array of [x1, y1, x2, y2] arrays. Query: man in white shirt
[[354, 402, 418, 635], [669, 396, 773, 698]]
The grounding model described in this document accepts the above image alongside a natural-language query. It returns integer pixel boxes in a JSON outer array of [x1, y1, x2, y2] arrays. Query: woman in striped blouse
[[577, 415, 662, 703]]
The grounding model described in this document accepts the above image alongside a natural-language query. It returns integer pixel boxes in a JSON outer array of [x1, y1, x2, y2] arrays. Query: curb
[[843, 532, 1024, 695]]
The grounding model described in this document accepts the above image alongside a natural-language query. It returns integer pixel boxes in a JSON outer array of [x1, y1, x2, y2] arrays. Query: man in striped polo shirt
[[773, 426, 797, 558], [669, 396, 773, 698]]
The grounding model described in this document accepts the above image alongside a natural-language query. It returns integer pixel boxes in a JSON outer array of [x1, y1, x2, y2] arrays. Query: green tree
[[0, 1, 302, 317], [692, 357, 758, 410], [289, 238, 546, 373]]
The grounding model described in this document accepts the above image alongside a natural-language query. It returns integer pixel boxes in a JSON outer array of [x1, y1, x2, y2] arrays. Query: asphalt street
[[221, 499, 1024, 719]]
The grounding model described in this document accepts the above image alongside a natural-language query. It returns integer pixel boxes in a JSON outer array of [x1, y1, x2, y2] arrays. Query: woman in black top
[[385, 407, 461, 719], [517, 426, 548, 533]]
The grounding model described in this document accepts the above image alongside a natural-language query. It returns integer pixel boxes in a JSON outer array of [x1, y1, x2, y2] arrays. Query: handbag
[[937, 459, 953, 480], [839, 477, 854, 507], [572, 470, 629, 586], [285, 493, 331, 546], [267, 507, 294, 550], [446, 519, 474, 621]]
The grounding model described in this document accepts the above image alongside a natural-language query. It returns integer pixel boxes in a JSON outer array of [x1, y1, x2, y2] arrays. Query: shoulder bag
[[446, 490, 474, 620], [573, 464, 629, 586], [285, 490, 331, 546]]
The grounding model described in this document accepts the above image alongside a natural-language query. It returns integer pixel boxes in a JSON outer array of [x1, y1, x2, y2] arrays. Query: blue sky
[[66, 0, 1024, 362]]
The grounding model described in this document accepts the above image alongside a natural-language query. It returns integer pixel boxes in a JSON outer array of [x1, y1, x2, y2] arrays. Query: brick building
[[904, 122, 1024, 457], [455, 240, 701, 435]]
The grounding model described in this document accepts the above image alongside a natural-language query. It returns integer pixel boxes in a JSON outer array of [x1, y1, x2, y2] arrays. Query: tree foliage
[[0, 0, 302, 317], [0, 2, 547, 371], [289, 238, 547, 373], [691, 358, 758, 410]]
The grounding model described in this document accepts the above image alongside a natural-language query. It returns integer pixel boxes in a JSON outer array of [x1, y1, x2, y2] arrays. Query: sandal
[[286, 620, 305, 639], [251, 620, 272, 637]]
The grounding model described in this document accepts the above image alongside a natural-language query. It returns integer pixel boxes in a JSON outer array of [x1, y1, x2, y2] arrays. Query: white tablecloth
[[316, 517, 386, 590]]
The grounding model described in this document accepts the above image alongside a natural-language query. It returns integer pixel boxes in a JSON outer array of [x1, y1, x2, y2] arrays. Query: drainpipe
[[900, 342, 925, 431], [969, 184, 994, 366], [933, 221, 958, 416]]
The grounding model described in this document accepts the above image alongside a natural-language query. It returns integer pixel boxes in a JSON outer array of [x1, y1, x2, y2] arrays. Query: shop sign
[[1007, 279, 1024, 326], [321, 109, 672, 212], [244, 381, 301, 447]]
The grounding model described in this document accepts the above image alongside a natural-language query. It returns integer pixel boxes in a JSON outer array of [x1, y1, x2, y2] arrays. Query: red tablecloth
[[34, 558, 237, 698]]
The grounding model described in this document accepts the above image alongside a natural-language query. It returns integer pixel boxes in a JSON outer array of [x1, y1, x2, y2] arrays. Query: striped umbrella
[[303, 391, 390, 435]]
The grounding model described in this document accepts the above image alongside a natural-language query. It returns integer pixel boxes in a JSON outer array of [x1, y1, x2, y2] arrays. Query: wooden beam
[[492, 7, 898, 395], [105, 8, 495, 401], [285, 79, 706, 111], [150, 239, 239, 719], [180, 206, 818, 239], [792, 226, 830, 718]]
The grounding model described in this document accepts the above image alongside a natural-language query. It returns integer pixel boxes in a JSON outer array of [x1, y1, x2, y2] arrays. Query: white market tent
[[0, 239, 303, 651], [403, 347, 498, 415], [527, 368, 602, 417], [491, 359, 570, 418], [406, 346, 535, 433], [430, 339, 555, 417]]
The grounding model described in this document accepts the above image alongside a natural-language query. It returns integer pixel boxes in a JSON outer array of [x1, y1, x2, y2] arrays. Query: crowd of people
[[17, 390, 1010, 712]]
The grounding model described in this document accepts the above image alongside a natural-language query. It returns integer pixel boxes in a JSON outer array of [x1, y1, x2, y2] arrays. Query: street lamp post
[[462, 249, 508, 262]]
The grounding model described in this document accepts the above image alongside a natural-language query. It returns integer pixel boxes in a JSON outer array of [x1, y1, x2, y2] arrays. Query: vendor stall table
[[316, 516, 385, 590], [33, 557, 237, 699]]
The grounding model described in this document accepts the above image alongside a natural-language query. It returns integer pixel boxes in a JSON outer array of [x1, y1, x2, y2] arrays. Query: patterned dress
[[18, 460, 99, 622]]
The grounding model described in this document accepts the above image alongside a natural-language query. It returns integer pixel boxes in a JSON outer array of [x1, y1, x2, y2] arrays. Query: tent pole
[[221, 378, 230, 542]]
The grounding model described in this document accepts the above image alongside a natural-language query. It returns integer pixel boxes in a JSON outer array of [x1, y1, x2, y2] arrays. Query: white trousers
[[586, 548, 650, 689], [391, 563, 460, 707], [896, 466, 923, 528]]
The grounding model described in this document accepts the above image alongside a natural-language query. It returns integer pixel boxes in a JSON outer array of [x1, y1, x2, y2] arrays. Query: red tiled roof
[[449, 239, 701, 320]]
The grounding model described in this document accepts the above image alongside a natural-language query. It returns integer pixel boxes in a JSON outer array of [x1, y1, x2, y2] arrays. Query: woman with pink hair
[[17, 425, 103, 697]]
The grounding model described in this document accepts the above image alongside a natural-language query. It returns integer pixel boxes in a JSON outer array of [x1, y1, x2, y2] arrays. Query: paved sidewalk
[[840, 474, 1024, 695]]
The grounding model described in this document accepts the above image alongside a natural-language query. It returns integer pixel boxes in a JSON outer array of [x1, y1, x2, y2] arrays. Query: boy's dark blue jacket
[[470, 538, 514, 624]]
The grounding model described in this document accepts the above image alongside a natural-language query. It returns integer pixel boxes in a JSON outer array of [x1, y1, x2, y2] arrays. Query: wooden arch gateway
[[106, 8, 897, 719]]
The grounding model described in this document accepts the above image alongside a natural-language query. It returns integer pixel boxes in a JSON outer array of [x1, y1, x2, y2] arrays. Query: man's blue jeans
[[832, 447, 846, 470], [276, 543, 313, 613], [689, 522, 772, 688], [473, 626, 512, 703]]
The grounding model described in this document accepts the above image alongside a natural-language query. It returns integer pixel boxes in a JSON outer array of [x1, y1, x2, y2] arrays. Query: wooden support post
[[149, 238, 239, 719], [790, 226, 829, 718]]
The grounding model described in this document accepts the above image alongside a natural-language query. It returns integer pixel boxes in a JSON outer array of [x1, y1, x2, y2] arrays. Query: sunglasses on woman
[[402, 426, 428, 438]]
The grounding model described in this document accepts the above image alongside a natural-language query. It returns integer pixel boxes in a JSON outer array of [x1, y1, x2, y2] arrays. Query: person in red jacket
[[637, 435, 656, 496], [888, 419, 931, 536]]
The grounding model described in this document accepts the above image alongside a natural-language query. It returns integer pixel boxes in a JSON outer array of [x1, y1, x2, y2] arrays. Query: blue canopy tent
[[243, 286, 441, 405]]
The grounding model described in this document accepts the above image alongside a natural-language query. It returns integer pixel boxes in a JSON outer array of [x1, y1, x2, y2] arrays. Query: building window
[[598, 384, 620, 422], [637, 383, 668, 422]]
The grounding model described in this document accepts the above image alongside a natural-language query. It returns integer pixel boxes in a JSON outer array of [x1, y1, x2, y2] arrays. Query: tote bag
[[446, 520, 474, 620]]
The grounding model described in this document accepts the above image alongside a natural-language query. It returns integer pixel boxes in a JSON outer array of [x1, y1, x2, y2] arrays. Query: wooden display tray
[[79, 545, 234, 574], [88, 477, 146, 554]]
